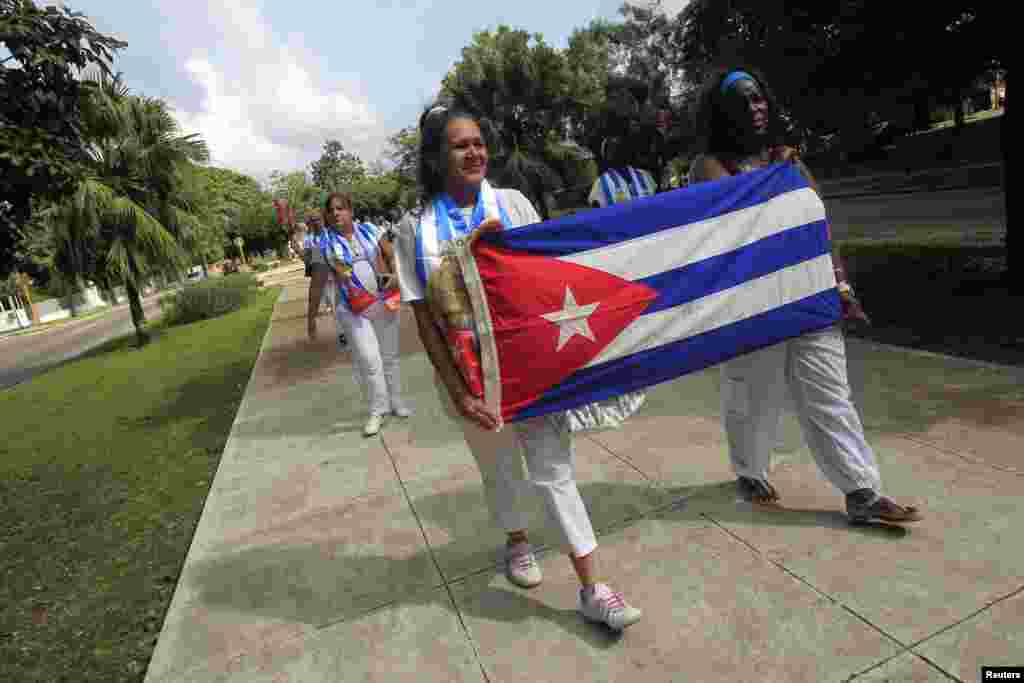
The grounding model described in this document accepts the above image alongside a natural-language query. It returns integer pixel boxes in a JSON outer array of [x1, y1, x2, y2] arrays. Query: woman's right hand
[[454, 387, 500, 431], [468, 218, 504, 248]]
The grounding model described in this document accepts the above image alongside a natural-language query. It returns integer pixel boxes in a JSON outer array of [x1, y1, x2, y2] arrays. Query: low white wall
[[0, 306, 31, 333], [35, 286, 109, 323]]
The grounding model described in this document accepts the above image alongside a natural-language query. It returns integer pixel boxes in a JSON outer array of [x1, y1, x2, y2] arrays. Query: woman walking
[[302, 209, 343, 346], [322, 191, 409, 437], [393, 105, 641, 630], [689, 67, 922, 524]]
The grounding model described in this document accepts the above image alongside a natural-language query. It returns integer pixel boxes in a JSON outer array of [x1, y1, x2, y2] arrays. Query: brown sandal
[[737, 477, 781, 506], [847, 491, 923, 524]]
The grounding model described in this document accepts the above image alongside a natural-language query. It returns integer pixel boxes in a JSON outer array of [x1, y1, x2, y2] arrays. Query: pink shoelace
[[596, 590, 626, 611], [509, 552, 535, 571]]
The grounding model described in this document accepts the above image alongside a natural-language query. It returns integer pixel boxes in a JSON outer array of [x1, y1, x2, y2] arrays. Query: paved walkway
[[144, 277, 1023, 683]]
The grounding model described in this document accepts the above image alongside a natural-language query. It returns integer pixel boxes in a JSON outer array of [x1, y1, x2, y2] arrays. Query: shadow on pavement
[[185, 478, 907, 642]]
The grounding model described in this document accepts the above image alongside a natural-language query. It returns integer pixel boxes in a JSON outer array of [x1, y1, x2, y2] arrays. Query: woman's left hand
[[841, 292, 871, 326], [770, 146, 801, 164]]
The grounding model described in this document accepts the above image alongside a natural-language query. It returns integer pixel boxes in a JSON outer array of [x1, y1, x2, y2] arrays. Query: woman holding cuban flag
[[689, 66, 923, 525], [321, 191, 409, 437], [392, 104, 641, 631]]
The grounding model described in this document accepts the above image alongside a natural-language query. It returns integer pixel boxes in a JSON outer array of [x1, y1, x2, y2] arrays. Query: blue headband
[[720, 71, 755, 95]]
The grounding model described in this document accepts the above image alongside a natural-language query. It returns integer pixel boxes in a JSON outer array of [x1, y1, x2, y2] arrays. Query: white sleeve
[[394, 214, 425, 302], [643, 170, 657, 194], [502, 189, 541, 226]]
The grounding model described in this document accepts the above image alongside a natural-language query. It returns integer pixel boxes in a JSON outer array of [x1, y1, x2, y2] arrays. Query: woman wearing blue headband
[[688, 66, 923, 525]]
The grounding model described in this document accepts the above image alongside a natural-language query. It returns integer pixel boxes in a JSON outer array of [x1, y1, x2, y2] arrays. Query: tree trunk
[[1003, 71, 1015, 293], [126, 254, 150, 346], [912, 91, 932, 133], [66, 282, 79, 317]]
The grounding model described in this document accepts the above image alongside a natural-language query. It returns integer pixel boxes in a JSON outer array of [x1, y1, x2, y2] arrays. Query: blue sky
[[67, 0, 688, 182]]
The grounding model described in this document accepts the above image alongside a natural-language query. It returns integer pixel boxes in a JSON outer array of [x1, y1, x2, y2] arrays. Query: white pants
[[321, 281, 334, 310], [437, 378, 598, 558], [721, 325, 882, 495], [336, 303, 402, 417]]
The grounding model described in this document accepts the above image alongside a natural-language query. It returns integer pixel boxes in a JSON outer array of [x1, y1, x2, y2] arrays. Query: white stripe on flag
[[559, 187, 824, 282], [585, 253, 835, 367]]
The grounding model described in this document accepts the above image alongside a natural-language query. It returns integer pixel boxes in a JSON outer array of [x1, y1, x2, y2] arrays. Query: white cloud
[[168, 0, 388, 182], [658, 0, 691, 18]]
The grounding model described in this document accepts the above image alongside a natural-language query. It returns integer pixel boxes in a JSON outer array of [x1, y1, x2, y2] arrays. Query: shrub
[[252, 262, 270, 272], [160, 273, 263, 326], [840, 242, 1005, 283]]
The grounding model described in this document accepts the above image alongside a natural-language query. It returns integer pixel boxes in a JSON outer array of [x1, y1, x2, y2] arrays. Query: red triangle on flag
[[473, 244, 658, 419]]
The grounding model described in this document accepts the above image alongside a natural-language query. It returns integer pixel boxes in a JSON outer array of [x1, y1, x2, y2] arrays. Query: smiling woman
[[688, 66, 924, 524], [391, 103, 643, 632]]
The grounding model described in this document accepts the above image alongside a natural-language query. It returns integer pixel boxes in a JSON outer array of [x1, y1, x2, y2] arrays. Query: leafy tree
[[386, 126, 420, 211], [442, 26, 578, 213], [45, 73, 208, 343], [675, 0, 1014, 287], [310, 139, 365, 191], [195, 164, 275, 257], [350, 172, 403, 220], [443, 26, 569, 160], [0, 0, 126, 276], [564, 7, 686, 184], [268, 169, 318, 219]]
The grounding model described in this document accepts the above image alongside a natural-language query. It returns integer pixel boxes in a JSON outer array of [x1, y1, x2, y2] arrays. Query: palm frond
[[105, 237, 131, 282], [110, 196, 187, 271]]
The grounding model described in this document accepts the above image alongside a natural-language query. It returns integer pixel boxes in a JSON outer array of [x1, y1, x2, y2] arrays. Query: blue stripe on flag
[[485, 163, 810, 256], [640, 220, 830, 315], [510, 289, 842, 421]]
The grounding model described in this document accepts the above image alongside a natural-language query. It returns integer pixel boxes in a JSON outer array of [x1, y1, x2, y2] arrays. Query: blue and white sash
[[598, 167, 654, 206], [414, 179, 512, 291], [321, 222, 380, 309]]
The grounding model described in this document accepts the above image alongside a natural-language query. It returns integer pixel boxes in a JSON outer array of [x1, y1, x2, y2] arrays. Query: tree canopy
[[0, 0, 126, 275]]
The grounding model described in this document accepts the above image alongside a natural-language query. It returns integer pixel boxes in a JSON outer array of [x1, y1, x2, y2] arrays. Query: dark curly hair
[[417, 104, 494, 201], [695, 65, 787, 162]]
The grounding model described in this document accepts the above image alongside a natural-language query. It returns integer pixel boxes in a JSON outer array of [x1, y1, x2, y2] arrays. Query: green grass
[[928, 107, 1003, 131], [839, 241, 1021, 366], [0, 286, 280, 683]]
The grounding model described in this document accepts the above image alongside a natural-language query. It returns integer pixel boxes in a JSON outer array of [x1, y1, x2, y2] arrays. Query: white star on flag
[[541, 286, 600, 352]]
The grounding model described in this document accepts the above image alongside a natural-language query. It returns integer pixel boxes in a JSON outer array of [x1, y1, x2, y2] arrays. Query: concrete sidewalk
[[144, 280, 1023, 683]]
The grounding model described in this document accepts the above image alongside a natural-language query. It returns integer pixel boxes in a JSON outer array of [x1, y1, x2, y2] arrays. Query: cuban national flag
[[460, 162, 841, 424]]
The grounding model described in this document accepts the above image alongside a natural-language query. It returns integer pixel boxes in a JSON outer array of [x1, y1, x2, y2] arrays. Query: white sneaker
[[504, 542, 542, 588], [363, 414, 383, 437], [391, 401, 412, 418], [579, 583, 642, 631]]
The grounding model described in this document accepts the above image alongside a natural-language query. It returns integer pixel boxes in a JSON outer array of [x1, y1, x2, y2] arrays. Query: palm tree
[[47, 73, 209, 345]]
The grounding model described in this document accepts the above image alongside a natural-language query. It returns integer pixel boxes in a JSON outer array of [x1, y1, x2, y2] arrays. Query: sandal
[[847, 490, 923, 524], [736, 477, 781, 506]]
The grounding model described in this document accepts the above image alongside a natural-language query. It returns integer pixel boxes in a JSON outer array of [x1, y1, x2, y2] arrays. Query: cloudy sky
[[69, 0, 689, 183]]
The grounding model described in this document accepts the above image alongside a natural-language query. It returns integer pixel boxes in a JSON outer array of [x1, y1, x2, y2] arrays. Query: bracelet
[[837, 281, 855, 297]]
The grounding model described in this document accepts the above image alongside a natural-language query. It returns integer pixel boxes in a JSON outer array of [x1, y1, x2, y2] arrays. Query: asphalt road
[[827, 186, 1006, 244], [0, 294, 165, 390]]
